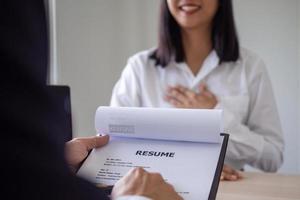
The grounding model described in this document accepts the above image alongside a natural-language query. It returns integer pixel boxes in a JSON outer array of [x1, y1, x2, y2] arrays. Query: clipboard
[[98, 133, 229, 199], [208, 133, 229, 200], [77, 107, 228, 200]]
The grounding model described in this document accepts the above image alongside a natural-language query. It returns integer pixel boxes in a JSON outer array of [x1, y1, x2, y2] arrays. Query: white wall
[[298, 0, 300, 172], [54, 0, 159, 137], [52, 0, 300, 174], [233, 0, 299, 174]]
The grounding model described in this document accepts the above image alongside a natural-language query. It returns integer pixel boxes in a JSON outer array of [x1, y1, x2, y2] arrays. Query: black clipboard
[[208, 133, 229, 200]]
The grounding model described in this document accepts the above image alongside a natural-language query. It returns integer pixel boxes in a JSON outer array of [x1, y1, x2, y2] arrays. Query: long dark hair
[[150, 0, 240, 67]]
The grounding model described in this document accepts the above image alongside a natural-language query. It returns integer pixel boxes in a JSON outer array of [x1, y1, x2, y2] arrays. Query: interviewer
[[1, 1, 182, 200]]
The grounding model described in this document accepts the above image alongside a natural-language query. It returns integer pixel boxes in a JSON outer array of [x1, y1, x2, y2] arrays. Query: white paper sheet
[[95, 107, 222, 143], [77, 107, 224, 200]]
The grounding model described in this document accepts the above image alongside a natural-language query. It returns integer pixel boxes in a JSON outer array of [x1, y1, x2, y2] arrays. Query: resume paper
[[77, 107, 224, 200]]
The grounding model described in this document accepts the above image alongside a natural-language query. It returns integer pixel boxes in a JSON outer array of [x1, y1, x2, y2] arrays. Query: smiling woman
[[110, 0, 284, 179], [53, 0, 300, 173], [168, 0, 218, 29], [151, 0, 239, 73]]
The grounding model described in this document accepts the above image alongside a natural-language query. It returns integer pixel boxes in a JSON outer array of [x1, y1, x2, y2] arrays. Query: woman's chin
[[178, 21, 209, 31]]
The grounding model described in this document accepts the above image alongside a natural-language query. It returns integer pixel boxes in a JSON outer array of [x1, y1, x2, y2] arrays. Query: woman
[[110, 0, 284, 180]]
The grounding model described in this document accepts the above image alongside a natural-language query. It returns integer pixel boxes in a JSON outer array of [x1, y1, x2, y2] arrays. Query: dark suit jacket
[[1, 0, 109, 199]]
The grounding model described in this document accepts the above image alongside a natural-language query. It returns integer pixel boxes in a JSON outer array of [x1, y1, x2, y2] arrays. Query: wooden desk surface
[[216, 172, 300, 200]]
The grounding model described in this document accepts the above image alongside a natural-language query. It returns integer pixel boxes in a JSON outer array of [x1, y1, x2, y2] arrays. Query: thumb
[[199, 83, 215, 98], [81, 135, 110, 151], [198, 83, 207, 93]]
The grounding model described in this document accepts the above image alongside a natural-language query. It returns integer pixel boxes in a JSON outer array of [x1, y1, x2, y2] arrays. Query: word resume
[[77, 107, 226, 200]]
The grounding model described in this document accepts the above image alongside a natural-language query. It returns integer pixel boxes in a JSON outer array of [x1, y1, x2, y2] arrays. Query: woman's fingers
[[164, 95, 184, 108], [221, 165, 243, 181], [175, 85, 197, 99], [221, 171, 238, 181], [169, 85, 198, 102], [167, 87, 190, 104], [165, 84, 217, 109]]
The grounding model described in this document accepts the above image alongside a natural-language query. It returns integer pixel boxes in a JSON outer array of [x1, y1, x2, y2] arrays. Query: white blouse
[[110, 48, 284, 172]]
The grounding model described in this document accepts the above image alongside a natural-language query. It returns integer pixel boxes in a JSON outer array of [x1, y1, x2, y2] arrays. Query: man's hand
[[221, 164, 243, 181], [65, 135, 109, 172], [165, 83, 217, 109], [111, 167, 183, 200]]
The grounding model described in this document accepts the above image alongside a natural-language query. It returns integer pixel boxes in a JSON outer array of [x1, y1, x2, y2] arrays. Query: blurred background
[[47, 0, 300, 174]]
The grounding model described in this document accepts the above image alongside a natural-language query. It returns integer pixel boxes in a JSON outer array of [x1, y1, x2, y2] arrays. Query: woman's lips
[[179, 4, 201, 14]]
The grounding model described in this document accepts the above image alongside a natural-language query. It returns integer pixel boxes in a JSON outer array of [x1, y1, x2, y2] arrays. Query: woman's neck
[[182, 26, 213, 76]]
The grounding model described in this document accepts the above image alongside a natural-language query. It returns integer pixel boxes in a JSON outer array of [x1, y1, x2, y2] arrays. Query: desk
[[216, 172, 300, 200]]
